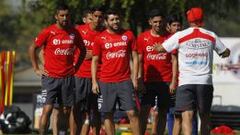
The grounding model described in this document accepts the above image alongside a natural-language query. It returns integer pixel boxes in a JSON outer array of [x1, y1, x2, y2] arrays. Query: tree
[[0, 0, 239, 67]]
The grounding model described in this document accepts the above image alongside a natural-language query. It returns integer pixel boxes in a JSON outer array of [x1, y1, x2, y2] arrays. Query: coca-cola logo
[[106, 50, 126, 59], [54, 48, 74, 55], [147, 53, 167, 60]]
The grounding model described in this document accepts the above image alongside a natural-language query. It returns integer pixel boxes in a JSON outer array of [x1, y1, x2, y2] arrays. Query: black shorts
[[41, 75, 74, 107], [41, 89, 60, 108], [175, 84, 213, 114], [169, 93, 176, 107], [141, 82, 170, 109], [74, 77, 98, 111], [98, 80, 136, 113]]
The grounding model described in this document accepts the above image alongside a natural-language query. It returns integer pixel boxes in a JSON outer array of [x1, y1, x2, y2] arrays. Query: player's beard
[[57, 20, 70, 29], [60, 20, 69, 28], [108, 24, 121, 33]]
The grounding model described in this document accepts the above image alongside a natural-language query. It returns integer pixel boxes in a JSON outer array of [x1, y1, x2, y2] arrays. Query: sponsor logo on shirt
[[54, 48, 74, 55], [146, 45, 155, 52], [52, 39, 74, 45], [186, 39, 211, 49], [147, 53, 167, 60], [185, 60, 207, 65], [106, 50, 126, 59], [104, 42, 127, 49], [185, 53, 208, 58]]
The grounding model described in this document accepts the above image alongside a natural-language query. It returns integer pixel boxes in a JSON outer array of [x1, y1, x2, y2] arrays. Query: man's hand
[[169, 81, 177, 94], [153, 43, 166, 53], [132, 78, 139, 91], [137, 77, 146, 93], [92, 81, 100, 94], [153, 43, 161, 52], [220, 48, 230, 58], [34, 68, 48, 76]]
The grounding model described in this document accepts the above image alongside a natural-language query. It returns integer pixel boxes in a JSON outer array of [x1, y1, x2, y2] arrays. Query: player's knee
[[103, 112, 113, 120], [126, 109, 138, 119], [62, 107, 71, 115]]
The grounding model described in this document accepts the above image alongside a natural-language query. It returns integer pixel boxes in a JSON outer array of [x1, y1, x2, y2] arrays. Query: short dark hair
[[166, 14, 183, 25], [82, 8, 92, 17], [91, 6, 104, 13], [148, 9, 164, 19], [56, 3, 69, 14], [104, 9, 120, 20], [56, 3, 69, 11]]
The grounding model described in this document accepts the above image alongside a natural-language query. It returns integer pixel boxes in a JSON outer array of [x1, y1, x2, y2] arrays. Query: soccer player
[[73, 7, 104, 135], [29, 4, 84, 135], [39, 50, 68, 135], [137, 9, 177, 135], [154, 7, 230, 135], [165, 14, 198, 135], [82, 8, 93, 24], [91, 9, 140, 135]]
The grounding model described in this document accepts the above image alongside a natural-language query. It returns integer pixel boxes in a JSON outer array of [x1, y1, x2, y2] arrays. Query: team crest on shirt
[[69, 34, 75, 39], [122, 35, 128, 41]]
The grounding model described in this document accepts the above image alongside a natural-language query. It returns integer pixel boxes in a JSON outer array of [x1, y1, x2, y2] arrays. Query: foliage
[[0, 0, 239, 67]]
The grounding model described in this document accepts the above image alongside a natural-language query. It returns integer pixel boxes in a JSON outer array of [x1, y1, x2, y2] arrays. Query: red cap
[[187, 7, 203, 24]]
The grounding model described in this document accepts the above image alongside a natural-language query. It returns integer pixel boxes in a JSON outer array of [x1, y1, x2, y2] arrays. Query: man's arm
[[28, 43, 46, 76], [74, 40, 86, 71], [138, 54, 143, 79], [137, 53, 146, 93], [169, 54, 178, 94], [132, 50, 139, 90], [219, 48, 231, 58], [85, 49, 93, 60], [91, 55, 99, 94]]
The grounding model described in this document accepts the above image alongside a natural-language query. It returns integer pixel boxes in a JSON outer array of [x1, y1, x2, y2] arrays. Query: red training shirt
[[35, 24, 83, 78], [137, 30, 175, 82], [74, 24, 103, 78], [93, 29, 137, 82]]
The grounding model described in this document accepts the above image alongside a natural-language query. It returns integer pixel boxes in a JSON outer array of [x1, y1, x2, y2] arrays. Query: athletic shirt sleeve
[[34, 28, 49, 47], [127, 31, 137, 51], [73, 29, 85, 65], [162, 32, 180, 53], [213, 33, 227, 55], [137, 33, 144, 54], [74, 30, 84, 48], [92, 36, 101, 56]]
